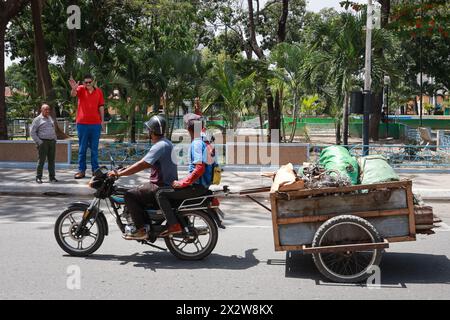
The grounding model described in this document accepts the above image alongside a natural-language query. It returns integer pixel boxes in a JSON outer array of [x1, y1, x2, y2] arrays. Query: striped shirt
[[30, 114, 57, 145]]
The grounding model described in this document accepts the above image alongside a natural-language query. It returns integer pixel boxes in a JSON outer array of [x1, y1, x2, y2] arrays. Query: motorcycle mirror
[[109, 152, 115, 170]]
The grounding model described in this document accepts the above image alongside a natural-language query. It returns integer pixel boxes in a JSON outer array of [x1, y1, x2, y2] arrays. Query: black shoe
[[50, 178, 58, 183], [36, 177, 43, 184]]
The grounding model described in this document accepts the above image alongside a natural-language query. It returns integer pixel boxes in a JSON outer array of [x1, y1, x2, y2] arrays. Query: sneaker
[[160, 223, 183, 237], [74, 172, 85, 179], [123, 228, 148, 240], [36, 177, 43, 184], [50, 178, 58, 183]]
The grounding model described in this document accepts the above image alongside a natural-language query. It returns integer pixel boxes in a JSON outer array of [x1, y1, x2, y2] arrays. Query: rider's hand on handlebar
[[107, 170, 120, 179]]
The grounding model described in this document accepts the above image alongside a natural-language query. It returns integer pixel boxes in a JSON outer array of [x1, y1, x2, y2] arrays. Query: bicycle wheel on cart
[[311, 215, 384, 283]]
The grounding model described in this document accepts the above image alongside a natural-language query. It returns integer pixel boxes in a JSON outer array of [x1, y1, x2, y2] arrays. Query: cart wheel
[[312, 215, 383, 283]]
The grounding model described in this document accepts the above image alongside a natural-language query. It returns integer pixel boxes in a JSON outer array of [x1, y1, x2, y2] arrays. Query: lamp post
[[384, 75, 391, 137], [419, 0, 423, 126], [362, 0, 374, 156]]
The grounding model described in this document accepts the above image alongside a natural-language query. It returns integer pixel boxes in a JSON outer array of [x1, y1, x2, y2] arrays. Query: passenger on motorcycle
[[108, 115, 177, 240], [156, 113, 213, 237]]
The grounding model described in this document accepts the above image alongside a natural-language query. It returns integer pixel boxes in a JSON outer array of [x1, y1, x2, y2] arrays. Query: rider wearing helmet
[[156, 113, 213, 237], [108, 114, 177, 240]]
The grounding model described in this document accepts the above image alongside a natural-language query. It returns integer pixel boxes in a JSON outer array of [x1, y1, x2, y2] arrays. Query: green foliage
[[202, 54, 256, 129], [301, 95, 325, 116], [423, 102, 434, 114], [2, 0, 449, 137], [5, 93, 40, 119]]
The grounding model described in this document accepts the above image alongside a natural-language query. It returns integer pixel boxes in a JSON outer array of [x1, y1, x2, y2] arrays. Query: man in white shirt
[[30, 104, 58, 184]]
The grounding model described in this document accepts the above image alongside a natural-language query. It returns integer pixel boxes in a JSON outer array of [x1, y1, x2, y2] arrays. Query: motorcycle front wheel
[[54, 207, 106, 257], [165, 210, 218, 260]]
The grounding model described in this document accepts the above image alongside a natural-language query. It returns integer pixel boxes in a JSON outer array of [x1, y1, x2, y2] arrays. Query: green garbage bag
[[319, 146, 359, 185], [358, 155, 399, 185]]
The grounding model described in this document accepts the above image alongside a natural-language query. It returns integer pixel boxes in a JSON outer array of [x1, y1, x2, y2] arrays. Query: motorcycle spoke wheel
[[165, 211, 218, 260], [56, 209, 101, 255]]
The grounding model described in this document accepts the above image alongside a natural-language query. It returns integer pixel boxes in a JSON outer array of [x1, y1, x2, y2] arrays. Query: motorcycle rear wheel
[[165, 210, 218, 260]]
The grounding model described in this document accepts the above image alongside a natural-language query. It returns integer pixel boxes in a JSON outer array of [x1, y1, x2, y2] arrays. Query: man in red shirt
[[69, 74, 105, 179]]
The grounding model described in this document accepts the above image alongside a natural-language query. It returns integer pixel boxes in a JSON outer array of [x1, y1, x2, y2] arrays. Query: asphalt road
[[0, 195, 449, 300]]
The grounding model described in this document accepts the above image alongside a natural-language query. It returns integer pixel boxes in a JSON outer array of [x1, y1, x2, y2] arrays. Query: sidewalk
[[0, 167, 449, 201]]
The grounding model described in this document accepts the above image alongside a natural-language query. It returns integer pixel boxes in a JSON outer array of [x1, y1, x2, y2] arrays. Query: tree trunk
[[289, 91, 299, 143], [335, 121, 341, 145], [343, 91, 349, 145], [0, 24, 7, 140], [0, 0, 31, 140], [31, 0, 68, 139], [247, 0, 286, 142], [370, 0, 391, 141], [247, 0, 265, 60], [273, 90, 282, 142], [257, 101, 264, 137], [128, 104, 136, 144], [277, 0, 289, 43], [266, 87, 274, 142], [369, 92, 382, 140]]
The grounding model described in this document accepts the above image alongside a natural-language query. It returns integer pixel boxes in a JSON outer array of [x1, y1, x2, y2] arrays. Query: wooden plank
[[277, 180, 411, 200], [301, 240, 389, 254], [277, 208, 410, 225], [277, 245, 305, 251], [414, 205, 434, 225], [276, 189, 408, 219], [270, 193, 282, 251], [385, 236, 416, 243], [238, 186, 271, 195], [278, 216, 410, 246], [406, 183, 416, 237]]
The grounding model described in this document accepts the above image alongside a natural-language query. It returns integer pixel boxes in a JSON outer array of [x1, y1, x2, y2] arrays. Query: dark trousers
[[36, 139, 56, 179], [124, 183, 160, 229], [156, 185, 208, 226]]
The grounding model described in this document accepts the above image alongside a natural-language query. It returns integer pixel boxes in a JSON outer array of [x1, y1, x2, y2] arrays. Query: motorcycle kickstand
[[139, 241, 167, 251]]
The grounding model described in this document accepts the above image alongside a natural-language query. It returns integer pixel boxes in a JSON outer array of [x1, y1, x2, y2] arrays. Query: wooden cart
[[242, 180, 424, 283]]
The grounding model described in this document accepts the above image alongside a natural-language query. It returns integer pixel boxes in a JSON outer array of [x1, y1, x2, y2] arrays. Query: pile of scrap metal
[[298, 163, 352, 189], [263, 145, 440, 234], [413, 194, 441, 234]]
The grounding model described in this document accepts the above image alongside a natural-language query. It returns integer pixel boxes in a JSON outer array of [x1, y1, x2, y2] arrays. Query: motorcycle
[[54, 163, 228, 260]]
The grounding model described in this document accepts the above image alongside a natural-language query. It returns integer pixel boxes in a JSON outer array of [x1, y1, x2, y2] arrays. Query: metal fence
[[309, 144, 450, 168], [7, 118, 75, 139], [69, 140, 450, 169]]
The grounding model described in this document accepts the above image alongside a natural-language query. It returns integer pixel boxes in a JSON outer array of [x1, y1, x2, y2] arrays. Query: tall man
[[69, 74, 105, 179], [30, 104, 58, 184]]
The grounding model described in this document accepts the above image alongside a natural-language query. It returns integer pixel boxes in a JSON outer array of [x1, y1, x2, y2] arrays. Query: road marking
[[226, 225, 271, 229], [0, 221, 54, 225]]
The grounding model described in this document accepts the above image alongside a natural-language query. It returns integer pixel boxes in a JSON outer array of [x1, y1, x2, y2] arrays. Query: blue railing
[[70, 141, 450, 169]]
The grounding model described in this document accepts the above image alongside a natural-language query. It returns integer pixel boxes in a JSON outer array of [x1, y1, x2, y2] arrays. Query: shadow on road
[[285, 251, 450, 287], [79, 248, 260, 271]]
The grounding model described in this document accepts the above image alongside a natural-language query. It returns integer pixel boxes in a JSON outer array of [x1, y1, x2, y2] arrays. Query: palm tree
[[306, 11, 394, 145], [202, 55, 256, 129], [271, 43, 314, 142]]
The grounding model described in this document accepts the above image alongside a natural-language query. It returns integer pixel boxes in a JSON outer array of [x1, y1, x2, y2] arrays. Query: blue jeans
[[77, 124, 101, 173]]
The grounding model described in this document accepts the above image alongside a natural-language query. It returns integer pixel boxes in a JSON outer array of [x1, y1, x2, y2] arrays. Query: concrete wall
[[226, 143, 309, 166], [0, 140, 71, 164]]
